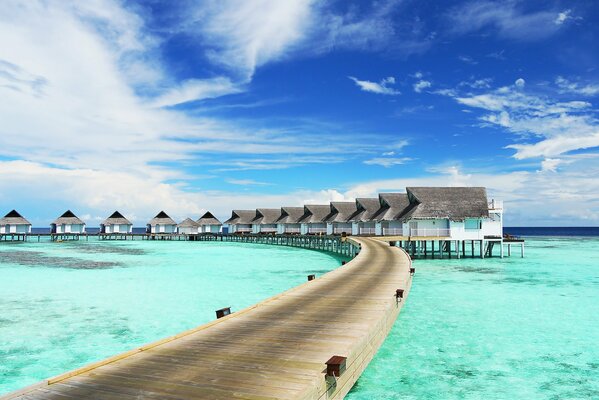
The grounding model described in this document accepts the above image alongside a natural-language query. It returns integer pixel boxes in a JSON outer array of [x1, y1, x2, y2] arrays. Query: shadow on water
[[61, 242, 147, 256], [0, 251, 121, 269]]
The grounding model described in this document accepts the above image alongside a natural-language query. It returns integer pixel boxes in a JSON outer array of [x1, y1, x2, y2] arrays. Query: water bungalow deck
[[3, 237, 412, 400]]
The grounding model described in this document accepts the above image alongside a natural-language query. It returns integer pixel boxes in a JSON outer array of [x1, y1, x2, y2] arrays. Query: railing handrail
[[409, 228, 450, 237]]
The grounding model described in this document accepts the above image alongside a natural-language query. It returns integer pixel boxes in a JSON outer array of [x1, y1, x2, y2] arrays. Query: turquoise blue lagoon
[[0, 240, 345, 395], [348, 237, 599, 399], [1, 237, 598, 398]]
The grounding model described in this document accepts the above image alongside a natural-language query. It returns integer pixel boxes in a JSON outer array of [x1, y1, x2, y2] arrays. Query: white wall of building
[[104, 224, 132, 234], [1, 224, 31, 234], [55, 224, 85, 234], [150, 224, 176, 234], [199, 225, 221, 233]]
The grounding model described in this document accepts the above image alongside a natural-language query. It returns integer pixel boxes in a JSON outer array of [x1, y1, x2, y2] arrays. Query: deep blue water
[[504, 227, 599, 237]]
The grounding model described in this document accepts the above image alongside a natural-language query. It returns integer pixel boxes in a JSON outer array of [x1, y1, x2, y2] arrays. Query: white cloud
[[191, 0, 316, 80], [348, 76, 400, 95], [515, 78, 525, 87], [554, 10, 571, 25], [0, 160, 348, 225], [342, 164, 599, 225], [539, 158, 563, 172], [555, 76, 599, 96], [226, 179, 272, 186], [459, 78, 493, 89], [449, 83, 599, 159], [413, 80, 432, 93], [448, 1, 567, 41], [149, 77, 243, 108], [458, 55, 478, 65], [363, 157, 411, 167]]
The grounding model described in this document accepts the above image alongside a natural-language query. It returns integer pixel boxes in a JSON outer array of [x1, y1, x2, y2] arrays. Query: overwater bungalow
[[197, 212, 222, 233], [298, 205, 330, 235], [51, 210, 86, 234], [0, 210, 32, 234], [146, 211, 177, 234], [100, 211, 133, 234], [224, 210, 255, 234], [350, 198, 380, 235], [276, 207, 304, 234], [252, 209, 281, 234], [372, 193, 410, 236], [325, 202, 358, 235], [177, 218, 200, 234], [399, 187, 502, 239]]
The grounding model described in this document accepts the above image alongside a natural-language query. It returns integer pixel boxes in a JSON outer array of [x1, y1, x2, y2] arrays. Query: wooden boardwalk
[[4, 237, 412, 400]]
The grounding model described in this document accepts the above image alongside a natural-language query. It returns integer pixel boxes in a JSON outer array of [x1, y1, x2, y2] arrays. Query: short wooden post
[[215, 307, 231, 319], [325, 355, 347, 377]]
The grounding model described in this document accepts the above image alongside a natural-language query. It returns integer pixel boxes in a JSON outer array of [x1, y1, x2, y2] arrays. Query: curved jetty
[[4, 237, 411, 400]]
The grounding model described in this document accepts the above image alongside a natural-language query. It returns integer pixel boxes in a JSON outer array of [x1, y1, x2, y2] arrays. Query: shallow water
[[0, 240, 344, 395], [347, 236, 599, 399]]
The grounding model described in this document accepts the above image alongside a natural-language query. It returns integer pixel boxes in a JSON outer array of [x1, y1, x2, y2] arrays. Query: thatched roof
[[148, 211, 177, 226], [178, 217, 200, 228], [276, 207, 305, 224], [372, 193, 410, 221], [349, 198, 381, 222], [101, 211, 132, 226], [197, 211, 221, 226], [299, 205, 330, 223], [253, 208, 282, 224], [399, 187, 489, 221], [224, 210, 256, 225], [0, 210, 31, 226], [52, 210, 85, 225], [325, 202, 358, 222]]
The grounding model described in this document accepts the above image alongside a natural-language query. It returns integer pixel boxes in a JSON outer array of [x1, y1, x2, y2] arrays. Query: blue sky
[[1, 0, 598, 226]]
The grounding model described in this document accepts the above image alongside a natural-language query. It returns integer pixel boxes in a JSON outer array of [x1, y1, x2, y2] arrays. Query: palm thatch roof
[[148, 211, 177, 226], [372, 193, 410, 221], [325, 202, 358, 222], [197, 211, 221, 226], [101, 211, 132, 226], [52, 210, 85, 225], [349, 198, 381, 222], [0, 210, 31, 226], [399, 187, 489, 221], [224, 210, 256, 225], [299, 205, 331, 223], [178, 217, 200, 228], [276, 207, 305, 224], [253, 208, 282, 224]]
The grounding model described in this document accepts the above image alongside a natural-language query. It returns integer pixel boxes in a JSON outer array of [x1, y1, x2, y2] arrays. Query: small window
[[465, 219, 481, 230]]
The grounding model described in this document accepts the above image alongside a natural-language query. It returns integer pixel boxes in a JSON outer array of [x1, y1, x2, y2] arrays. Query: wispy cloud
[[149, 77, 243, 108], [555, 76, 599, 96], [226, 179, 272, 186], [189, 0, 316, 80], [444, 80, 599, 159], [447, 1, 569, 41], [348, 76, 400, 95], [458, 55, 478, 65], [363, 157, 412, 167]]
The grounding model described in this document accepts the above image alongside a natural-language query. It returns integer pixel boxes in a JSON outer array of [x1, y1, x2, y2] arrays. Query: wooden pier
[[3, 237, 412, 400]]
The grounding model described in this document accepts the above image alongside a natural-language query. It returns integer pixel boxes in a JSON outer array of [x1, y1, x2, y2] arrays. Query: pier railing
[[383, 228, 403, 236], [410, 228, 450, 237]]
